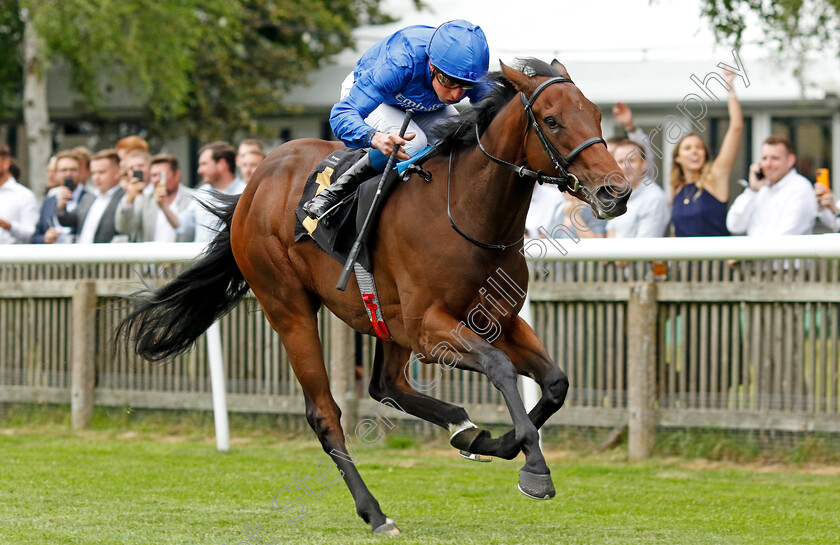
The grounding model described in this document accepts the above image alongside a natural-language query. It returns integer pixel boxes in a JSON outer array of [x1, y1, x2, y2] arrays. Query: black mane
[[431, 58, 564, 153]]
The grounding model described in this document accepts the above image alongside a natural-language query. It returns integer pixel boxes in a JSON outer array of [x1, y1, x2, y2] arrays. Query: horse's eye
[[544, 117, 560, 130]]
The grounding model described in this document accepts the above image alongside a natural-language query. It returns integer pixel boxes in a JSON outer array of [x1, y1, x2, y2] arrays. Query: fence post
[[71, 280, 97, 429], [627, 281, 657, 460], [328, 314, 357, 432]]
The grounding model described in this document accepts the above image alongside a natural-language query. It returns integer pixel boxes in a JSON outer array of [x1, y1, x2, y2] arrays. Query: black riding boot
[[303, 154, 376, 227]]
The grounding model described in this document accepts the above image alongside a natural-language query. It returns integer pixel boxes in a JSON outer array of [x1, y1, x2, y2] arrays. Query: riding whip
[[337, 109, 414, 291]]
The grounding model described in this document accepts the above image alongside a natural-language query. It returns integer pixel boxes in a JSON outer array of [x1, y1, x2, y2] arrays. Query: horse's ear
[[551, 59, 571, 79], [500, 60, 530, 93]]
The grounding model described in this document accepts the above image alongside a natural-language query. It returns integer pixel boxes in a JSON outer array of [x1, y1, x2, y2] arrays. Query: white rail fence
[[2, 235, 840, 457]]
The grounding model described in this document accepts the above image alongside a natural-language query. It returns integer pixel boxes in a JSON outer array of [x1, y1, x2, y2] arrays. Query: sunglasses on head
[[432, 67, 475, 90]]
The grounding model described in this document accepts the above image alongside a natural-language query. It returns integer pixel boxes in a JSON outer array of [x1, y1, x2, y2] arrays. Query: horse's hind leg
[[369, 340, 491, 455], [255, 287, 398, 535]]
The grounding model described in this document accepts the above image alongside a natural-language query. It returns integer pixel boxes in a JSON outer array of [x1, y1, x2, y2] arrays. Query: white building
[[2, 1, 839, 201]]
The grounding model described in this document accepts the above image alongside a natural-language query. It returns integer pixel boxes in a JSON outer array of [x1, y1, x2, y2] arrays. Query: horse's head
[[501, 60, 630, 219]]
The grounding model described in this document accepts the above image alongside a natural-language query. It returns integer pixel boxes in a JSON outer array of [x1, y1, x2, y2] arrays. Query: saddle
[[294, 146, 436, 269], [294, 146, 436, 340]]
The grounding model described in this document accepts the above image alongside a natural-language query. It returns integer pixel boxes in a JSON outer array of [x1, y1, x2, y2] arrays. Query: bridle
[[449, 76, 607, 251], [477, 76, 606, 193]]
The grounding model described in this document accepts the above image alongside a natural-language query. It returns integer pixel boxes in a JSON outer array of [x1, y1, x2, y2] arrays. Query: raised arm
[[708, 70, 744, 202]]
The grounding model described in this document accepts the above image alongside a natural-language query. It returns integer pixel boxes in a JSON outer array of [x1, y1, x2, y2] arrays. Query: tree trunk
[[22, 8, 50, 198]]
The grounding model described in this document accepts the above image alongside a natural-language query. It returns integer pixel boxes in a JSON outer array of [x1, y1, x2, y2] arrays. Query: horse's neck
[[451, 103, 535, 244]]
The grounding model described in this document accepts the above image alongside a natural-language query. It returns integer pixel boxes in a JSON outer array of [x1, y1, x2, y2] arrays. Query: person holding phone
[[815, 174, 839, 232], [115, 154, 194, 242], [31, 150, 87, 243], [121, 150, 152, 192], [726, 135, 817, 236]]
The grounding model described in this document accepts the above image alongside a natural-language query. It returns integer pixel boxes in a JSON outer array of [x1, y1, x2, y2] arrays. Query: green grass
[[1, 405, 839, 544]]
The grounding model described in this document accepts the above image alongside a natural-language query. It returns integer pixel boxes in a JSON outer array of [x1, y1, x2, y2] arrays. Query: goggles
[[432, 67, 475, 90]]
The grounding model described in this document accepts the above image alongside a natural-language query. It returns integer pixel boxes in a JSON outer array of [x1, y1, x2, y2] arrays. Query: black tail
[[116, 193, 249, 362]]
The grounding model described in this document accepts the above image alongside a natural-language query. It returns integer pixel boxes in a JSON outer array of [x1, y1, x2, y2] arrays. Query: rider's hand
[[371, 131, 416, 161]]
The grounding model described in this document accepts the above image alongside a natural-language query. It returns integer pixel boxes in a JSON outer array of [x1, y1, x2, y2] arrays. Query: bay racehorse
[[117, 58, 629, 535]]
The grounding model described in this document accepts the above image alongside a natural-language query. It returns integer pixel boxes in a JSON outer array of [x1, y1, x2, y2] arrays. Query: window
[[770, 117, 832, 183]]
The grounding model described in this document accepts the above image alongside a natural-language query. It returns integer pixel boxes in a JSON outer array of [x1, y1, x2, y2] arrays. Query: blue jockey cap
[[427, 20, 490, 83]]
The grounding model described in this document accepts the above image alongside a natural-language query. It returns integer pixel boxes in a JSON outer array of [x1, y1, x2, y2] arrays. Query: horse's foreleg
[[462, 316, 569, 459], [419, 309, 555, 500]]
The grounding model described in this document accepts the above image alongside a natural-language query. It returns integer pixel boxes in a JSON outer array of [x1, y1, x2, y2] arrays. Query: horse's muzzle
[[592, 185, 630, 220]]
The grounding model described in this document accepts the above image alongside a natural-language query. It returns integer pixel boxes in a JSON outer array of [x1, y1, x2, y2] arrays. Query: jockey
[[303, 19, 491, 226]]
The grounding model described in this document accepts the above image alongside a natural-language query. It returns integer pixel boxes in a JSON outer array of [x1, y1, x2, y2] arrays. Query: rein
[[447, 147, 524, 251], [476, 76, 606, 192], [449, 76, 606, 251]]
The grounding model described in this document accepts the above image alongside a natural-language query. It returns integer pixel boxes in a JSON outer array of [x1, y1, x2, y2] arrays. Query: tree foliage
[[184, 0, 399, 139], [0, 1, 24, 112], [0, 0, 411, 140], [699, 0, 840, 61]]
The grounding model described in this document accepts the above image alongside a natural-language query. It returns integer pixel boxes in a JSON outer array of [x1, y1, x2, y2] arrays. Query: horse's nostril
[[598, 171, 631, 200], [597, 186, 627, 202], [592, 186, 630, 219]]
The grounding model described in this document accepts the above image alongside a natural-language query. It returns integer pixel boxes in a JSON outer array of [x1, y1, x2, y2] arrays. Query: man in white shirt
[[115, 154, 194, 242], [606, 139, 670, 238], [726, 136, 817, 236], [57, 149, 125, 243], [177, 141, 245, 243], [0, 143, 39, 244]]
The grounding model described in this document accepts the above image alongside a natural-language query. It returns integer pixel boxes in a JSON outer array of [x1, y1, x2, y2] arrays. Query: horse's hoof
[[518, 470, 555, 500], [372, 518, 401, 536], [450, 426, 490, 452], [459, 450, 492, 463]]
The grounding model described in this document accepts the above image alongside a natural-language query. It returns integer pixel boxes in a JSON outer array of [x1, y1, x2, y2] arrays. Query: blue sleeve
[[30, 197, 55, 243], [329, 58, 411, 149], [31, 214, 49, 243]]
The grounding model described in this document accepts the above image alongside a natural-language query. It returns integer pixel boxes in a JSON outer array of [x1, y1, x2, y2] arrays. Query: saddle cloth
[[293, 146, 436, 270], [295, 149, 430, 341], [293, 146, 435, 341]]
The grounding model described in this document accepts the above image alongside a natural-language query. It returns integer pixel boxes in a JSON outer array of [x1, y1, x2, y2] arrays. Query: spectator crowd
[[525, 69, 838, 242], [2, 78, 838, 249], [0, 137, 267, 246]]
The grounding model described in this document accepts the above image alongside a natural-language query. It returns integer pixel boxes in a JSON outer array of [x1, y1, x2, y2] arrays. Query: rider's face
[[430, 64, 468, 104]]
